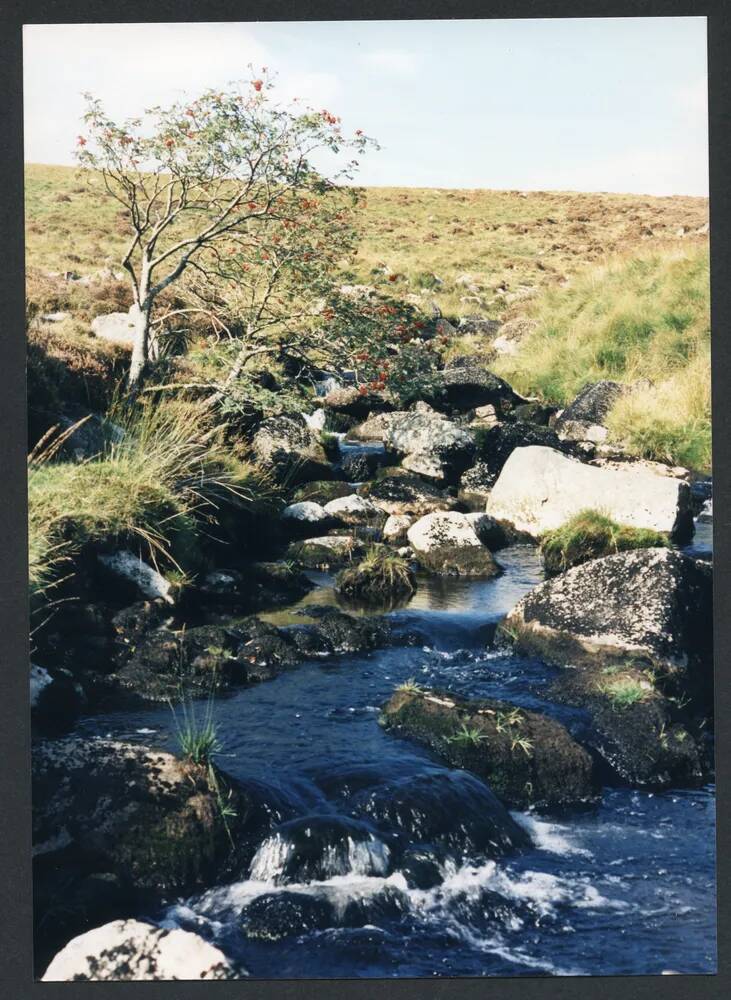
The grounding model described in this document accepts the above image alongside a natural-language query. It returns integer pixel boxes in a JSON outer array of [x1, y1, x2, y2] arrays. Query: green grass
[[335, 545, 416, 605], [539, 509, 668, 575], [597, 675, 650, 709], [446, 723, 488, 747], [28, 399, 274, 599], [170, 693, 222, 764], [493, 248, 711, 471]]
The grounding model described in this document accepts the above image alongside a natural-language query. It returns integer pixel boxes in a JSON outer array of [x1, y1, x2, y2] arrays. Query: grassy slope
[[25, 163, 711, 470]]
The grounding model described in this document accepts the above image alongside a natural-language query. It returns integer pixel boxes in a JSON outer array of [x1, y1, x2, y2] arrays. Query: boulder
[[470, 403, 499, 428], [359, 474, 459, 517], [196, 563, 313, 611], [485, 446, 694, 540], [322, 386, 393, 419], [382, 514, 413, 545], [431, 356, 526, 412], [96, 551, 175, 605], [242, 892, 334, 941], [501, 548, 712, 694], [407, 511, 501, 577], [280, 500, 335, 537], [251, 414, 334, 485], [380, 689, 597, 810], [90, 311, 135, 346], [30, 664, 86, 734], [32, 740, 248, 895], [476, 421, 564, 478], [457, 462, 498, 510], [346, 411, 399, 443], [291, 480, 353, 505], [323, 493, 386, 527], [464, 513, 510, 550], [384, 403, 476, 484], [340, 449, 388, 482], [554, 380, 626, 442], [42, 920, 239, 981]]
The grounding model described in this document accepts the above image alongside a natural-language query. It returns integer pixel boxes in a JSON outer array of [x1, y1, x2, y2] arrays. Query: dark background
[[1, 1, 728, 997]]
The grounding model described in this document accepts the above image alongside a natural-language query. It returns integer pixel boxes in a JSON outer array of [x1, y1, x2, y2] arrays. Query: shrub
[[335, 545, 416, 606], [539, 509, 668, 575]]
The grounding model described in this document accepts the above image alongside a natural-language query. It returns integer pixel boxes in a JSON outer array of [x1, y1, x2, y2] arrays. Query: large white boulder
[[42, 919, 240, 981], [382, 513, 413, 545], [407, 511, 500, 576], [281, 501, 330, 524], [91, 311, 135, 346], [485, 446, 692, 540], [323, 493, 384, 526]]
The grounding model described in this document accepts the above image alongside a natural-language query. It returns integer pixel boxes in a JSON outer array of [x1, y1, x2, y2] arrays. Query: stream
[[73, 507, 716, 978]]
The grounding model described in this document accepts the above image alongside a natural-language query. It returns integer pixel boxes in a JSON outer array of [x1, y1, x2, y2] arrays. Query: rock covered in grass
[[251, 414, 334, 485], [359, 473, 459, 517], [335, 548, 416, 606], [539, 509, 668, 575], [380, 688, 597, 810], [485, 445, 694, 540], [32, 739, 247, 895], [97, 550, 175, 604], [286, 533, 365, 569], [384, 403, 476, 484], [382, 513, 413, 545], [42, 919, 241, 981], [554, 380, 626, 442], [407, 511, 501, 577], [502, 548, 713, 696], [323, 493, 386, 527]]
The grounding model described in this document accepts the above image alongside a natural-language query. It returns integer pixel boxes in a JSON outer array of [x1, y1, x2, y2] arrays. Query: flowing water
[[75, 518, 716, 978]]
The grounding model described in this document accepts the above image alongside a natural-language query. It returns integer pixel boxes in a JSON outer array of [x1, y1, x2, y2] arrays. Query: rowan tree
[[75, 70, 374, 387]]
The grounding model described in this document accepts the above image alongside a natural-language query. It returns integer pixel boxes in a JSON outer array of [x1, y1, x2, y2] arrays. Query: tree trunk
[[128, 301, 151, 389]]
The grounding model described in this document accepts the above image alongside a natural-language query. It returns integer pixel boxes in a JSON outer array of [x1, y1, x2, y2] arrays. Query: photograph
[[22, 15, 715, 982]]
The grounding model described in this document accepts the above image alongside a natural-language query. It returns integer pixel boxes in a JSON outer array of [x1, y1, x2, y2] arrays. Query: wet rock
[[303, 606, 391, 653], [335, 551, 416, 607], [486, 446, 694, 540], [359, 473, 459, 517], [242, 892, 335, 940], [382, 514, 413, 545], [385, 402, 476, 484], [30, 664, 86, 735], [464, 513, 510, 550], [42, 919, 240, 981], [407, 511, 501, 577], [501, 547, 713, 703], [349, 769, 530, 858], [399, 848, 444, 889], [196, 563, 313, 612], [458, 462, 498, 510], [280, 501, 338, 538], [291, 480, 354, 505], [323, 493, 386, 527], [286, 534, 365, 569], [380, 688, 597, 810], [341, 886, 411, 927], [340, 449, 388, 482], [33, 740, 250, 899], [252, 414, 334, 485], [249, 815, 393, 884], [476, 421, 564, 478], [97, 550, 175, 605]]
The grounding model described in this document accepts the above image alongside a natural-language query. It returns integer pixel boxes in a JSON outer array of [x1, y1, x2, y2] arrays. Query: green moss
[[335, 546, 416, 605], [539, 509, 668, 575]]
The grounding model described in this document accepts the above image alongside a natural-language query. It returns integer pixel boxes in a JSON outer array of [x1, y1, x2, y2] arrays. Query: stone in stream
[[323, 493, 386, 527], [195, 562, 314, 611], [429, 355, 527, 413], [322, 385, 394, 419], [348, 769, 531, 858], [475, 421, 566, 478], [30, 663, 86, 735], [280, 500, 339, 538], [485, 445, 694, 541], [384, 402, 476, 484], [346, 410, 400, 443], [500, 548, 713, 786], [359, 473, 459, 518], [340, 449, 389, 482], [242, 892, 335, 940], [286, 533, 365, 569], [380, 688, 597, 810], [249, 815, 394, 885], [251, 413, 335, 485], [458, 461, 499, 510], [407, 511, 501, 577], [291, 480, 354, 505], [97, 550, 176, 604], [382, 513, 413, 545], [42, 919, 241, 981]]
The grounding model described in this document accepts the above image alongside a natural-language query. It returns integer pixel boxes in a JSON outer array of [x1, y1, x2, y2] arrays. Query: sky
[[23, 18, 708, 196]]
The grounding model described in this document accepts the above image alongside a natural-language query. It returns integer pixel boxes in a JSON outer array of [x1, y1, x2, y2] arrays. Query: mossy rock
[[380, 688, 597, 810], [539, 509, 668, 576], [335, 548, 416, 607], [291, 480, 354, 505]]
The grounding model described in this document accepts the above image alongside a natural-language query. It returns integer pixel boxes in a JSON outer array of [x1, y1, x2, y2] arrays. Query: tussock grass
[[597, 674, 650, 709], [28, 399, 274, 597], [494, 248, 711, 471], [335, 545, 416, 605], [540, 509, 668, 575]]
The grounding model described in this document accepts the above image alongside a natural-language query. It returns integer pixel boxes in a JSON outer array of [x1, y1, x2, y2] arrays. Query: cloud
[[278, 70, 341, 109], [544, 146, 708, 197], [676, 77, 708, 119], [362, 48, 420, 76]]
